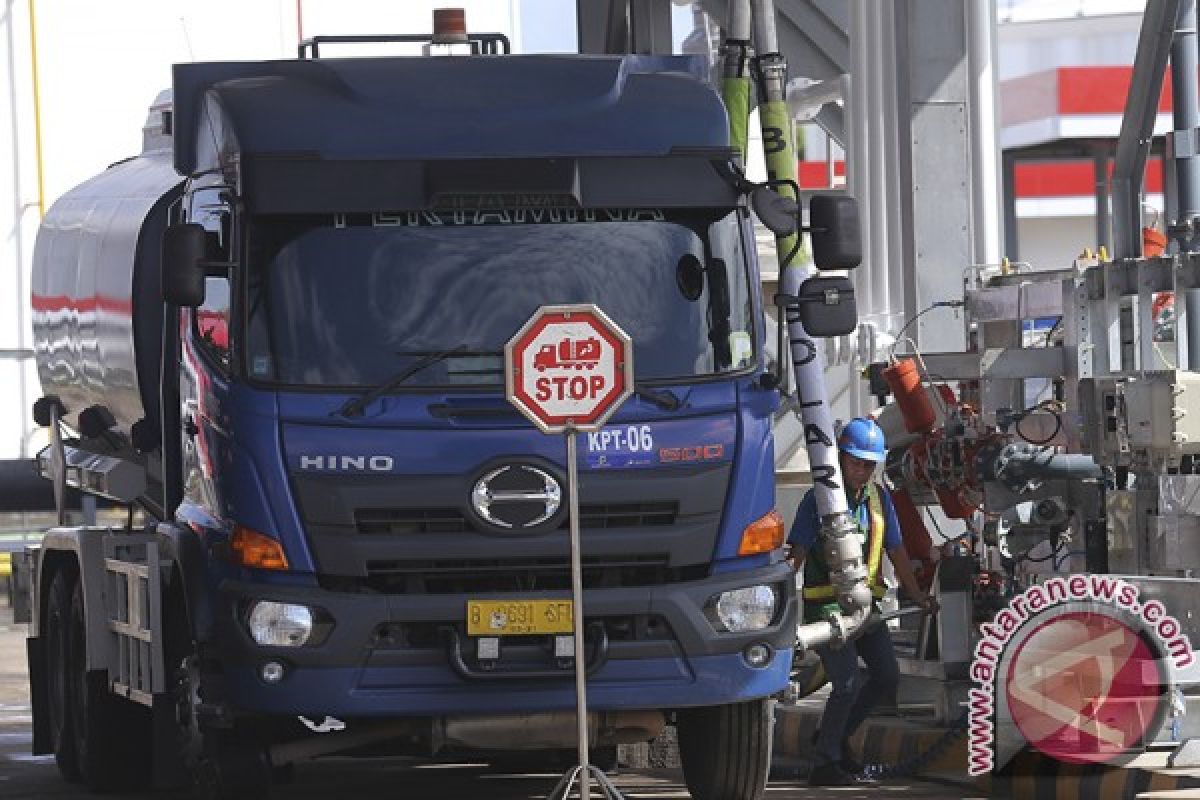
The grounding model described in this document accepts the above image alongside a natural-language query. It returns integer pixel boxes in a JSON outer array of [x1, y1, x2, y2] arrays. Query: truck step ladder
[[103, 536, 165, 706]]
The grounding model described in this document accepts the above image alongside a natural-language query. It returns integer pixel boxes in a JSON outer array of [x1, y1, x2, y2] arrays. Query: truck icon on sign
[[533, 337, 601, 371]]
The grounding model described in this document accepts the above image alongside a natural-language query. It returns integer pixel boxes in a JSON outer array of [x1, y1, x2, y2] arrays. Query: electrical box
[[1084, 371, 1200, 467]]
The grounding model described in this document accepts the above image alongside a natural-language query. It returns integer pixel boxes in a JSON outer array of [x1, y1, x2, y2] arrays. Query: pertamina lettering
[[365, 208, 666, 227]]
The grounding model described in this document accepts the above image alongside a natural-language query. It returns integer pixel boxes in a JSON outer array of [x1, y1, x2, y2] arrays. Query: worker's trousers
[[812, 619, 900, 764]]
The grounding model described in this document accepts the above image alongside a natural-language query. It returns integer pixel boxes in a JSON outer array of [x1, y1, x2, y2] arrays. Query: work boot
[[839, 740, 863, 775], [808, 761, 878, 787], [839, 754, 864, 775]]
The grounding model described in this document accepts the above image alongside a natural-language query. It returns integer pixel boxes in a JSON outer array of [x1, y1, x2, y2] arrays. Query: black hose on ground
[[860, 710, 969, 780]]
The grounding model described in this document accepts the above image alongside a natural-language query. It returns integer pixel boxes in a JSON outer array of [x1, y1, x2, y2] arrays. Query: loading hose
[[788, 606, 966, 779], [861, 607, 966, 780], [861, 711, 969, 780]]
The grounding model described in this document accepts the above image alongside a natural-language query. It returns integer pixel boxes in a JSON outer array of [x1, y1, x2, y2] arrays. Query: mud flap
[[27, 635, 49, 754], [152, 691, 189, 789]]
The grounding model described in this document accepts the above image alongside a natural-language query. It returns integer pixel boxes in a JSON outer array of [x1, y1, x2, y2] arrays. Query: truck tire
[[66, 577, 152, 791], [44, 568, 80, 782], [167, 625, 273, 799], [676, 699, 772, 800]]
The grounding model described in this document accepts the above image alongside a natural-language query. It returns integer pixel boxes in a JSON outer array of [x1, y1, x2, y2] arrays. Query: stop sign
[[505, 304, 633, 433]]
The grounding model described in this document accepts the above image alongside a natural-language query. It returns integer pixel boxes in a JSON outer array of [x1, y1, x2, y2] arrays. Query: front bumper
[[210, 562, 797, 716]]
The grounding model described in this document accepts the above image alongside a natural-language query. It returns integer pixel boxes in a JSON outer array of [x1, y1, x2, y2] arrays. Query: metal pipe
[[1094, 147, 1112, 251], [720, 0, 754, 164], [1170, 0, 1200, 247], [10, 0, 33, 456], [784, 77, 843, 122], [750, 0, 777, 67], [750, 1, 835, 513], [980, 444, 1103, 490], [27, 0, 46, 218], [441, 711, 666, 751], [826, 129, 836, 187], [848, 1, 872, 341], [1002, 151, 1019, 258], [1113, 0, 1182, 259], [728, 0, 753, 42], [566, 430, 590, 799], [967, 0, 1003, 266], [880, 0, 906, 324], [866, 1, 890, 322], [1187, 289, 1200, 369]]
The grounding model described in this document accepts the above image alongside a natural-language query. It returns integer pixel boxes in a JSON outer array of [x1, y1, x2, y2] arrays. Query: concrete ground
[[774, 682, 1200, 800], [0, 585, 983, 799], [4, 579, 1198, 798]]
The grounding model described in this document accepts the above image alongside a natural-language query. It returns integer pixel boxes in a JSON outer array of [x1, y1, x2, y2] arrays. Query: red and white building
[[799, 3, 1164, 269]]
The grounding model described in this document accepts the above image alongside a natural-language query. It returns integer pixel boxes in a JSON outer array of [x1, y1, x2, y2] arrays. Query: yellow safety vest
[[802, 483, 888, 603]]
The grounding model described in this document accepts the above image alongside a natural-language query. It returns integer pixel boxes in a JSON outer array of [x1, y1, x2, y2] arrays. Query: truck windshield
[[244, 209, 756, 388]]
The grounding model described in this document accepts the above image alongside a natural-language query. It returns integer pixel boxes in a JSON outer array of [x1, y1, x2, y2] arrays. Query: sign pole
[[506, 304, 632, 800], [548, 423, 626, 800], [566, 426, 591, 800]]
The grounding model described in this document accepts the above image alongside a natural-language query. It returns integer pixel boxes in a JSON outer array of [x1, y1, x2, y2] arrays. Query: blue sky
[[521, 0, 694, 54], [522, 0, 577, 52]]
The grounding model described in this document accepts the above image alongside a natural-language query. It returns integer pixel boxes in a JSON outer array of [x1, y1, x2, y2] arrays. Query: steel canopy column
[[848, 1, 873, 340], [1094, 146, 1112, 253], [1171, 0, 1200, 246], [1171, 0, 1200, 368], [968, 0, 1003, 267], [1113, 0, 1181, 259], [1003, 150, 1019, 259], [894, 0, 972, 351]]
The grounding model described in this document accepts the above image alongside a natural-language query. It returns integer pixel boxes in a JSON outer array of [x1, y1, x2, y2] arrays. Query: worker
[[787, 416, 937, 787]]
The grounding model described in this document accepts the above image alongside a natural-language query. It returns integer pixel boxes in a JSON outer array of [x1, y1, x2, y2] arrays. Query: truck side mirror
[[162, 224, 207, 307], [809, 195, 861, 270], [795, 276, 857, 336], [750, 186, 799, 237]]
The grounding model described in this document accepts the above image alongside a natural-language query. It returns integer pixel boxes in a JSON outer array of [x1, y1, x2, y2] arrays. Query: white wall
[[0, 0, 524, 459], [997, 10, 1141, 80], [1016, 216, 1098, 268]]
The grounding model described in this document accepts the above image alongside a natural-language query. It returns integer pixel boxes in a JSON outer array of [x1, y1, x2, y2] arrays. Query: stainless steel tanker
[[31, 91, 180, 443]]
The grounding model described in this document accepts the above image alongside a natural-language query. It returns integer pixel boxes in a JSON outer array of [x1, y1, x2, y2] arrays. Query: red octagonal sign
[[505, 304, 634, 433]]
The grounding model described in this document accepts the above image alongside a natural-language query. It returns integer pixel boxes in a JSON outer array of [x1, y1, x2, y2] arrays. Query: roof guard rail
[[297, 33, 511, 60]]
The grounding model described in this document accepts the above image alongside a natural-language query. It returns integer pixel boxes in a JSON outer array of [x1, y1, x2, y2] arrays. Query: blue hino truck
[[18, 22, 858, 800]]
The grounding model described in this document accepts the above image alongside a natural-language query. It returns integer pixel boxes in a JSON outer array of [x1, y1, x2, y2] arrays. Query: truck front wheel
[[676, 699, 772, 800]]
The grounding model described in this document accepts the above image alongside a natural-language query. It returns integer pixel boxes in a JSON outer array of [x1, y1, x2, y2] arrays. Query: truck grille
[[354, 502, 677, 535], [342, 554, 706, 594]]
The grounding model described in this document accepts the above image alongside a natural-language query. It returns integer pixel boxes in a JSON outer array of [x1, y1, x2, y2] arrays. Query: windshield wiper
[[334, 345, 468, 418]]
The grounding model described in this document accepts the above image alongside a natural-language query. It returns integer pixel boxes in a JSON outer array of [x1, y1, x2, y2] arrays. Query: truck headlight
[[714, 586, 777, 632], [247, 601, 314, 647]]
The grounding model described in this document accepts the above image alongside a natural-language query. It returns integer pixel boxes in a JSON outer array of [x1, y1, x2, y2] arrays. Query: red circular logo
[[1005, 611, 1166, 765]]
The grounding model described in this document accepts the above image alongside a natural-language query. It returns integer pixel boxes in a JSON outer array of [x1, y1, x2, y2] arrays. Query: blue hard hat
[[838, 417, 887, 462]]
